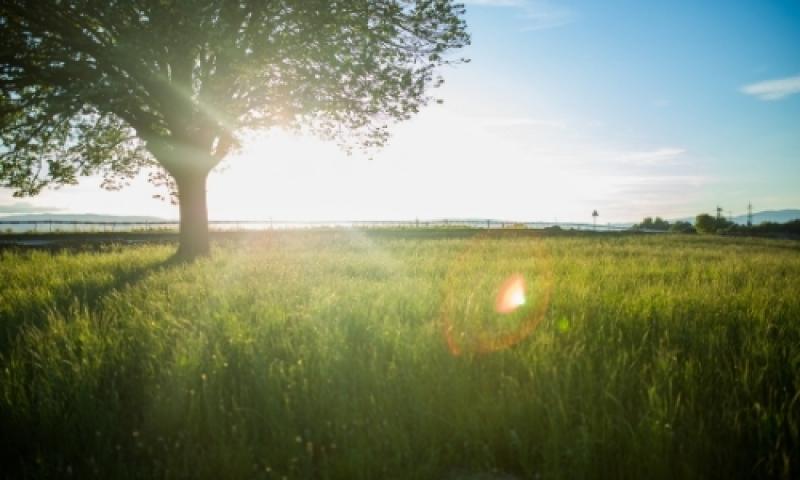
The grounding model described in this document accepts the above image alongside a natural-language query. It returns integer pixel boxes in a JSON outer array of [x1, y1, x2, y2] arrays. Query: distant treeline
[[725, 219, 800, 235], [632, 215, 800, 236], [631, 217, 694, 233]]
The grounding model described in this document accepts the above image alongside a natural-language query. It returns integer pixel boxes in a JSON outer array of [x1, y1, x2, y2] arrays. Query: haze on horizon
[[1, 0, 798, 224]]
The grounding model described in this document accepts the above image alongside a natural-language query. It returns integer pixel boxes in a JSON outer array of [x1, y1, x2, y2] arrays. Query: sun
[[206, 131, 344, 221]]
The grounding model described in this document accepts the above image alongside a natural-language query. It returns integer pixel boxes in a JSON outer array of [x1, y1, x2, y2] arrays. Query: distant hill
[[0, 213, 170, 232], [730, 209, 800, 225], [0, 213, 169, 223]]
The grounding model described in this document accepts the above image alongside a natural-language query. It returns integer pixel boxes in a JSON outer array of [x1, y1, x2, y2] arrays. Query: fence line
[[0, 218, 652, 233]]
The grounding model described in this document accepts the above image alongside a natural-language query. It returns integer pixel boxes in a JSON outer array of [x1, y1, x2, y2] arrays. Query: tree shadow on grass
[[0, 249, 201, 478], [0, 249, 186, 356]]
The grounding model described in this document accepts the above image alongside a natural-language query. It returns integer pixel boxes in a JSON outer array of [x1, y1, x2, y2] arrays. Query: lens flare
[[495, 274, 526, 313], [441, 233, 554, 356]]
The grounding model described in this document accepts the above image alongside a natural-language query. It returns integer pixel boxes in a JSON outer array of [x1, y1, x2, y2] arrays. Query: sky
[[2, 0, 799, 223]]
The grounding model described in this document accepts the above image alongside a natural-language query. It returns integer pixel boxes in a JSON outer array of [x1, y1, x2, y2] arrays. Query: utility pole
[[747, 202, 753, 227], [592, 210, 599, 230], [716, 205, 723, 221]]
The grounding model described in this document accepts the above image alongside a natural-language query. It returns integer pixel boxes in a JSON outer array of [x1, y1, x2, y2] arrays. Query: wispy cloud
[[465, 0, 575, 31], [740, 74, 800, 101], [596, 174, 711, 219], [620, 147, 687, 165], [0, 201, 64, 214]]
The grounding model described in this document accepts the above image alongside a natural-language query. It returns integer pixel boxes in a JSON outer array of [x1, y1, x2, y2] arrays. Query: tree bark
[[174, 170, 210, 260]]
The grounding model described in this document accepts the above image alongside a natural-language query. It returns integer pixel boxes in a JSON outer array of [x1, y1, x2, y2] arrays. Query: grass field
[[1, 231, 798, 479]]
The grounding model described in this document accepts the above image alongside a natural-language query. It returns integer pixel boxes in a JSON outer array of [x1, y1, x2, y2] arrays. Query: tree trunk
[[174, 170, 210, 260]]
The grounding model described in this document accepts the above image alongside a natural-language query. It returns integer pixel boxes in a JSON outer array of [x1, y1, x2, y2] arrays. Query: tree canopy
[[631, 216, 695, 233], [0, 0, 469, 257], [633, 216, 670, 231], [695, 213, 733, 234]]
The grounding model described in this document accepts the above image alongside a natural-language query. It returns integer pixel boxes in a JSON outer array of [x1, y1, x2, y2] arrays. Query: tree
[[694, 212, 736, 233], [651, 216, 669, 231], [632, 216, 671, 231], [0, 1, 469, 259], [695, 213, 733, 234], [635, 216, 653, 230], [669, 220, 694, 233], [695, 213, 716, 233]]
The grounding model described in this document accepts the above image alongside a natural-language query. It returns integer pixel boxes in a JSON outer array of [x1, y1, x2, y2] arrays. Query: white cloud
[[740, 74, 800, 101], [464, 0, 575, 31], [620, 147, 686, 165], [0, 200, 64, 214]]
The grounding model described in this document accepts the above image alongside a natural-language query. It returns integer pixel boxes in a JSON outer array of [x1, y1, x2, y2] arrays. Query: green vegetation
[[633, 213, 800, 236], [1, 232, 799, 479], [632, 216, 694, 233], [695, 214, 735, 234], [729, 220, 800, 236], [668, 220, 695, 233], [0, 2, 468, 258], [633, 216, 671, 231]]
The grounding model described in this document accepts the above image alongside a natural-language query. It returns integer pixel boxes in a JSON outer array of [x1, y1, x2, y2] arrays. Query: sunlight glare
[[495, 273, 526, 314]]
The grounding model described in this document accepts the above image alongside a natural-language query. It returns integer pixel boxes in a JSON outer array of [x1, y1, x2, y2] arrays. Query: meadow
[[0, 231, 798, 479]]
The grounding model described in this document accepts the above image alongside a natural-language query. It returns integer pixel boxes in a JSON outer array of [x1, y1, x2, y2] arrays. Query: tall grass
[[1, 232, 798, 479]]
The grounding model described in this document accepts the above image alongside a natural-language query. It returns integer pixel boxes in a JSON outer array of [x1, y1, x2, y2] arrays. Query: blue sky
[[451, 0, 800, 218], [1, 0, 799, 222]]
